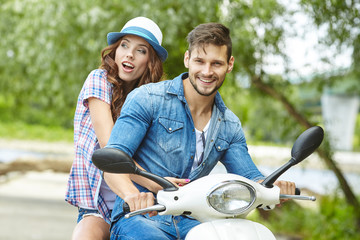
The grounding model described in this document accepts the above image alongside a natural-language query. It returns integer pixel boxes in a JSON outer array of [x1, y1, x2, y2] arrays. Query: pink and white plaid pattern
[[65, 69, 113, 222]]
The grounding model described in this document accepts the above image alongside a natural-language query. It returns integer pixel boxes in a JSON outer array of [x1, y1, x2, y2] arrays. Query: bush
[[248, 194, 360, 239]]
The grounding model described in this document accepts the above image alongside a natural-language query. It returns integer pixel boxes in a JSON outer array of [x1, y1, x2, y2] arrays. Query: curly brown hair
[[99, 37, 164, 122]]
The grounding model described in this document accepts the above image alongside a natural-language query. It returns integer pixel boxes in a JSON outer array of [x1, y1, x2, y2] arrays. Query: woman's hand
[[147, 177, 191, 193], [164, 177, 191, 187]]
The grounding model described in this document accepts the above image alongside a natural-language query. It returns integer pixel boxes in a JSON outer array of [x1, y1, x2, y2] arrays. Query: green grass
[[0, 121, 73, 142]]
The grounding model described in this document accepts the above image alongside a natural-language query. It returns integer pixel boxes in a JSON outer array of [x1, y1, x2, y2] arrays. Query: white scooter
[[92, 126, 324, 240]]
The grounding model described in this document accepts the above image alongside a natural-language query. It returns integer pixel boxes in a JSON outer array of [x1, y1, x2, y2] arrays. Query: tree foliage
[[0, 0, 119, 127], [299, 0, 360, 94], [0, 0, 356, 135], [0, 0, 225, 127], [1, 0, 359, 232]]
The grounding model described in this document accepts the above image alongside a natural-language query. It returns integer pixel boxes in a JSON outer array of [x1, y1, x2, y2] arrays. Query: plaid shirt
[[65, 69, 113, 223]]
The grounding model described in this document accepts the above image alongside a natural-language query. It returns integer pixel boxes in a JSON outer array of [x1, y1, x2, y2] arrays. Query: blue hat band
[[121, 26, 159, 45], [107, 26, 168, 61]]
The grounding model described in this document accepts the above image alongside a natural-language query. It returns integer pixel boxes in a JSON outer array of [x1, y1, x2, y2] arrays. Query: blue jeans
[[77, 207, 103, 223], [110, 214, 200, 240]]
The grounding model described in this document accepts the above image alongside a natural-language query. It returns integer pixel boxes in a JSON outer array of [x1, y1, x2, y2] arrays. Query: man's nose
[[201, 63, 213, 76]]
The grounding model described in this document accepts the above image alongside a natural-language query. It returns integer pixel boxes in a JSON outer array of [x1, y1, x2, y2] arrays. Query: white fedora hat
[[107, 17, 168, 62]]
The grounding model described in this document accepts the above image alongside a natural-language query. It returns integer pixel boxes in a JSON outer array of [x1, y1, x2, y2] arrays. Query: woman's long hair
[[99, 37, 164, 122]]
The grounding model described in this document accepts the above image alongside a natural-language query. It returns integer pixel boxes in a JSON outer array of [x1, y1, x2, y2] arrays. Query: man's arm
[[103, 173, 157, 216], [102, 87, 191, 214], [89, 97, 183, 196]]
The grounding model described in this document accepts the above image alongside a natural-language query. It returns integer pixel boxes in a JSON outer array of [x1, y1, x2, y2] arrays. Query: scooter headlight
[[207, 180, 256, 215]]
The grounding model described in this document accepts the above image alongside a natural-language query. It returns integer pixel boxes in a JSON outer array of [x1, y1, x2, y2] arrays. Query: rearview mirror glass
[[291, 126, 324, 164], [92, 148, 136, 174]]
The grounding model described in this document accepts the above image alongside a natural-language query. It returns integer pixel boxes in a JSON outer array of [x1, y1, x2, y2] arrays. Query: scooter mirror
[[291, 126, 324, 164], [92, 148, 137, 174], [262, 126, 324, 188], [92, 148, 179, 191]]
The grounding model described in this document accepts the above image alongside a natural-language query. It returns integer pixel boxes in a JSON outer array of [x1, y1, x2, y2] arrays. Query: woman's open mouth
[[122, 61, 135, 72]]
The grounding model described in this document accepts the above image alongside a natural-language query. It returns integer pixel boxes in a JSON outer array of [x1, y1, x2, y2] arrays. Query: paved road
[[0, 138, 359, 239], [0, 172, 77, 240], [0, 172, 293, 240], [0, 195, 76, 240]]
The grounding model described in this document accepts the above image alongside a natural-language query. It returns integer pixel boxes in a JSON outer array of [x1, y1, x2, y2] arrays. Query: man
[[103, 22, 295, 239]]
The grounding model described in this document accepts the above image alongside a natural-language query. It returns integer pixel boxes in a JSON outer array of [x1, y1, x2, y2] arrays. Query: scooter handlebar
[[122, 202, 166, 218], [123, 203, 166, 218], [280, 194, 316, 201], [279, 187, 316, 201]]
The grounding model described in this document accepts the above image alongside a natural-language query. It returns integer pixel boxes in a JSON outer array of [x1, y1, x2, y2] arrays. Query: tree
[[299, 0, 360, 93], [0, 0, 222, 127], [0, 0, 120, 127], [298, 0, 360, 227], [221, 0, 360, 228], [1, 0, 358, 228]]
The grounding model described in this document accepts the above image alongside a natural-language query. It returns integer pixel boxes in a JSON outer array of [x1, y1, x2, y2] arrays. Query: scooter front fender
[[185, 219, 276, 240]]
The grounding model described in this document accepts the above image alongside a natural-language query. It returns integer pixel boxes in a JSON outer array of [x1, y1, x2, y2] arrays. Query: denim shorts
[[77, 207, 104, 223]]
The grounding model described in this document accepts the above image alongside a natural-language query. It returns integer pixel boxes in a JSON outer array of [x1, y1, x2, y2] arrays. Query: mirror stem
[[136, 169, 179, 191], [261, 158, 296, 188]]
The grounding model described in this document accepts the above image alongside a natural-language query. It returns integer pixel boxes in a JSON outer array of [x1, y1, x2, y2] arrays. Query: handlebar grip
[[295, 188, 301, 195], [123, 202, 130, 213], [123, 200, 158, 214]]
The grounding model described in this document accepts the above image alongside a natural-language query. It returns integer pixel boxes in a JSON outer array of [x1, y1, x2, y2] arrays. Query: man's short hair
[[186, 23, 232, 62]]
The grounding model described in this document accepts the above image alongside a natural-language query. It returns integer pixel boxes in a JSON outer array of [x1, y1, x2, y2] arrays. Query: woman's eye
[[138, 49, 147, 54], [121, 43, 128, 48]]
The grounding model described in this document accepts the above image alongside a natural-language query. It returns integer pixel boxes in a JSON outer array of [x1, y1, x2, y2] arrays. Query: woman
[[65, 17, 185, 240]]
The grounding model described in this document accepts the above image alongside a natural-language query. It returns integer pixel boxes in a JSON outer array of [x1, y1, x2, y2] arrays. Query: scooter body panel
[[185, 219, 276, 240], [157, 173, 280, 221]]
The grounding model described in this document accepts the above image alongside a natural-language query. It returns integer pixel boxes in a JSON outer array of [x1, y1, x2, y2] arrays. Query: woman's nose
[[126, 49, 134, 59]]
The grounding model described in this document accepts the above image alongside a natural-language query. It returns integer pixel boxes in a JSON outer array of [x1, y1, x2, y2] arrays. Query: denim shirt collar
[[167, 72, 227, 114]]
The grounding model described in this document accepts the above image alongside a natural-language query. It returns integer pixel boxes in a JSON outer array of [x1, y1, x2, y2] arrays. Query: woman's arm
[[88, 97, 187, 196], [89, 97, 156, 213], [88, 97, 114, 148]]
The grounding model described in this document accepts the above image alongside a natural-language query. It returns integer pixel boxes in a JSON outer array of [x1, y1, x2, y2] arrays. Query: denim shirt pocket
[[214, 137, 230, 153], [157, 117, 184, 153]]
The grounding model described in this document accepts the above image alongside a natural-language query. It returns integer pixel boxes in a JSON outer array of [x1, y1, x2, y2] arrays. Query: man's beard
[[189, 74, 222, 97]]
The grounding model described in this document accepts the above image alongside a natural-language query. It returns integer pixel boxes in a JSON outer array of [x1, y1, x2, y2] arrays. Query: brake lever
[[124, 204, 166, 219]]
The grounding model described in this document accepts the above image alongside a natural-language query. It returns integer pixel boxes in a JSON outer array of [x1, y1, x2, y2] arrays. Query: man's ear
[[184, 50, 189, 68], [227, 56, 235, 73]]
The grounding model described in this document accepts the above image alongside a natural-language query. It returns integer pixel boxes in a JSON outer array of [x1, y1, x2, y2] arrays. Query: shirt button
[[217, 146, 221, 150], [169, 128, 172, 131], [211, 139, 213, 142], [191, 156, 194, 159], [218, 118, 221, 121]]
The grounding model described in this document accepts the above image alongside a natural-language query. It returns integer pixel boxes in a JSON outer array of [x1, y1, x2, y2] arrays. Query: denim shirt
[[107, 72, 264, 222]]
